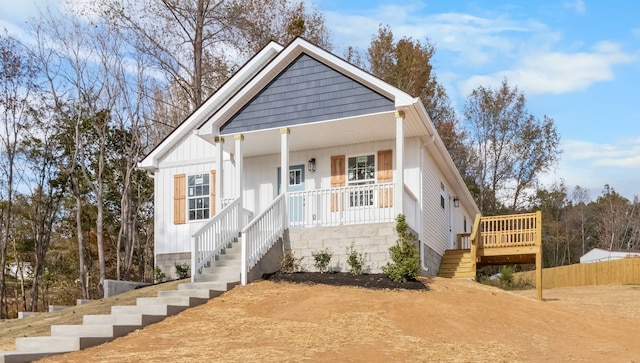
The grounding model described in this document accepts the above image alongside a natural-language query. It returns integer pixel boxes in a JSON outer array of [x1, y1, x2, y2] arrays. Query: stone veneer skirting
[[155, 223, 441, 279], [155, 252, 191, 281], [285, 222, 398, 273]]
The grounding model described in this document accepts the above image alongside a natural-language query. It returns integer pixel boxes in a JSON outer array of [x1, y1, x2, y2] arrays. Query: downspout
[[420, 240, 429, 273]]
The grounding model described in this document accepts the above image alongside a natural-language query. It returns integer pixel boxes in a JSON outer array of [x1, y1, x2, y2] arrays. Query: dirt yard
[[36, 277, 639, 362]]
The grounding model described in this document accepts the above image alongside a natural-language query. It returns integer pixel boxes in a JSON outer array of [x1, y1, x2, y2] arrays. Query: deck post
[[280, 128, 290, 228], [535, 210, 543, 301]]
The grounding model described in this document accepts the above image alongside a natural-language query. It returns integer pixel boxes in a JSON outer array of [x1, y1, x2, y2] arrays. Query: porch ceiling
[[200, 110, 428, 157]]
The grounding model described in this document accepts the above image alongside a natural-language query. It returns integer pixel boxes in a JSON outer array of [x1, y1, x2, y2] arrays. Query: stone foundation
[[155, 252, 191, 281], [286, 223, 398, 273], [420, 242, 442, 276]]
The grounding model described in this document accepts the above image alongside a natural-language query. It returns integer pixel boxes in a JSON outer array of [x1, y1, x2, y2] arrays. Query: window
[[289, 169, 302, 187], [440, 182, 445, 209], [348, 154, 375, 207], [464, 216, 467, 232], [188, 173, 210, 220]]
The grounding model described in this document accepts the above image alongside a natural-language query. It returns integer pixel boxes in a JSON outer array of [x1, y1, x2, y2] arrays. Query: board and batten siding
[[162, 133, 218, 165], [154, 131, 234, 255]]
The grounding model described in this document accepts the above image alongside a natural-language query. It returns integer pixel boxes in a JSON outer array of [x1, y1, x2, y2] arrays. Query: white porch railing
[[288, 183, 396, 228], [240, 193, 287, 285], [191, 198, 252, 282]]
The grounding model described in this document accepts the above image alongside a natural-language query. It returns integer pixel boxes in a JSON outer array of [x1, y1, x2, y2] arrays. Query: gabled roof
[[138, 41, 284, 170], [138, 37, 480, 216]]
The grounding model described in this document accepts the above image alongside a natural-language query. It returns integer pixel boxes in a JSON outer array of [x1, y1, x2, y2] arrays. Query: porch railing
[[456, 233, 471, 249], [477, 212, 542, 249], [191, 198, 252, 282], [240, 192, 287, 285], [288, 183, 395, 228]]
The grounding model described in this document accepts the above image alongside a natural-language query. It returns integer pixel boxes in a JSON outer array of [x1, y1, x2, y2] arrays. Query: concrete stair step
[[0, 350, 62, 363], [136, 296, 208, 307], [15, 336, 111, 353], [178, 281, 238, 292], [51, 324, 138, 338], [194, 271, 239, 283], [157, 289, 224, 299], [201, 264, 239, 275], [210, 258, 240, 267], [111, 303, 187, 316], [83, 313, 164, 327]]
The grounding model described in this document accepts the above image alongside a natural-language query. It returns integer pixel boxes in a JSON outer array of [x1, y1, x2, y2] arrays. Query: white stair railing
[[191, 198, 245, 282], [240, 193, 287, 285]]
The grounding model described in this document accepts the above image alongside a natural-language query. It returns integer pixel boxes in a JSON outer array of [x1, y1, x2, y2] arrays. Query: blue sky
[[315, 0, 640, 202], [1, 0, 638, 201]]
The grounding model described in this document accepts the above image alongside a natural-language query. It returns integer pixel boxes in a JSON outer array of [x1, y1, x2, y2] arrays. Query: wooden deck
[[442, 212, 543, 301]]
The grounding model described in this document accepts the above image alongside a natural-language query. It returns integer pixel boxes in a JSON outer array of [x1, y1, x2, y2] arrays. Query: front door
[[277, 165, 305, 226]]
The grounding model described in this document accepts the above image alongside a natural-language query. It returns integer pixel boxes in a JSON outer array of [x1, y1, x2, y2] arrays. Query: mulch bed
[[264, 271, 428, 290]]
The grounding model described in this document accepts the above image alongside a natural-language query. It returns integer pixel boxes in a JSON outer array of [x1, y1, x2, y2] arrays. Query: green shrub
[[280, 251, 303, 273], [382, 214, 420, 282], [346, 243, 367, 275], [498, 265, 514, 287], [154, 267, 166, 283], [175, 263, 190, 279], [311, 248, 333, 273]]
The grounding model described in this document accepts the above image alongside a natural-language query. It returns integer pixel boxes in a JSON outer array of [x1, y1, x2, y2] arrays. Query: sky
[[1, 0, 638, 201]]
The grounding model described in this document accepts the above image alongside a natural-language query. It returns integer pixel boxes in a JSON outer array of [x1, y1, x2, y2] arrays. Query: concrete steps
[[0, 279, 236, 363], [194, 242, 241, 283], [438, 249, 476, 279]]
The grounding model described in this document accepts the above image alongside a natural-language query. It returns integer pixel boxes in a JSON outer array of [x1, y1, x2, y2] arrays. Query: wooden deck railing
[[464, 211, 543, 300], [476, 211, 542, 249]]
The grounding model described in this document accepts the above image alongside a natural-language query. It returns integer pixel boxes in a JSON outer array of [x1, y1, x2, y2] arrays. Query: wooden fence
[[517, 258, 640, 288]]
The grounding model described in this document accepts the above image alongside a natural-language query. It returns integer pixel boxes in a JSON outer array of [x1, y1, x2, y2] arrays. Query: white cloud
[[540, 137, 640, 200], [563, 0, 586, 15], [325, 5, 552, 66], [565, 138, 640, 168], [459, 41, 636, 95]]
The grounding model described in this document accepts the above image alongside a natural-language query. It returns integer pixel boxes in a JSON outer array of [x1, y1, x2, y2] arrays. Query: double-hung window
[[188, 173, 210, 220], [347, 154, 375, 207]]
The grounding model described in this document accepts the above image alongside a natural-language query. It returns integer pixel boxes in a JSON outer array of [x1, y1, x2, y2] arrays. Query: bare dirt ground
[[29, 276, 639, 363]]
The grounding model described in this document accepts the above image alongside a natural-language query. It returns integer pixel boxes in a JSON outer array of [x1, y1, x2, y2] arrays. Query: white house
[[580, 248, 640, 264], [139, 38, 480, 284]]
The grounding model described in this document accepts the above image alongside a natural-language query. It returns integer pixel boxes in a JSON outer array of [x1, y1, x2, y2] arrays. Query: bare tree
[[0, 34, 38, 317], [464, 79, 560, 214], [90, 0, 330, 124]]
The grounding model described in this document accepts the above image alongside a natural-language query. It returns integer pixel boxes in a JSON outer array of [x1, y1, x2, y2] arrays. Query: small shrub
[[311, 248, 333, 273], [382, 214, 420, 282], [280, 251, 303, 273], [175, 263, 190, 279], [498, 265, 514, 287], [346, 243, 367, 275], [154, 267, 166, 283]]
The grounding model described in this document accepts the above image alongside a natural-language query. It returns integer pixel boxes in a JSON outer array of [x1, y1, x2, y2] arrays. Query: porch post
[[234, 134, 244, 201], [395, 110, 405, 216], [215, 136, 224, 213], [235, 134, 246, 286], [280, 128, 290, 227]]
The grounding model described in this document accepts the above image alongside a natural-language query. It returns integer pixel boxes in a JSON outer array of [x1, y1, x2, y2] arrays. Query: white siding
[[420, 145, 476, 256], [421, 146, 449, 256], [155, 133, 234, 255]]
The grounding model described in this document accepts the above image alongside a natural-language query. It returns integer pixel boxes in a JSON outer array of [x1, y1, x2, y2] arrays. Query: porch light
[[308, 158, 316, 172], [453, 197, 460, 208]]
